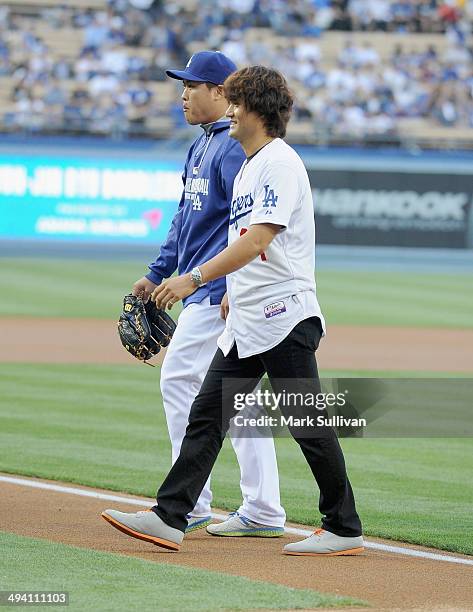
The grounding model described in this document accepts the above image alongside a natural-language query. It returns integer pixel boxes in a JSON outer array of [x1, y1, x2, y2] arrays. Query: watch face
[[191, 269, 202, 286]]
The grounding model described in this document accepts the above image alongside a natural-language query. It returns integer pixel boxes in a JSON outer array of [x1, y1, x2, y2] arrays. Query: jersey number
[[240, 228, 267, 261]]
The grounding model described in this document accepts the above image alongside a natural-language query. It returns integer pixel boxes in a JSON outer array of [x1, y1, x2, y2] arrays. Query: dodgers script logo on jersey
[[185, 177, 209, 211], [230, 192, 254, 228], [230, 183, 279, 228]]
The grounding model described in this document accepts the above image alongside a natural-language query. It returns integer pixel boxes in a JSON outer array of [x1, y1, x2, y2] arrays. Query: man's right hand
[[220, 292, 229, 320], [132, 277, 158, 302]]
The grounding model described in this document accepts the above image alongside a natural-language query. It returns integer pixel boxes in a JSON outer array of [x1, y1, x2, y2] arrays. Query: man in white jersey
[[102, 66, 363, 556]]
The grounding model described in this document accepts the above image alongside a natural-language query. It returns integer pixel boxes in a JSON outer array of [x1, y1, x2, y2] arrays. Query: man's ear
[[212, 85, 226, 101]]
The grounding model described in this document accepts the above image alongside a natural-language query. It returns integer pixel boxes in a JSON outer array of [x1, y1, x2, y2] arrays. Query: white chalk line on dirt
[[1, 475, 472, 567]]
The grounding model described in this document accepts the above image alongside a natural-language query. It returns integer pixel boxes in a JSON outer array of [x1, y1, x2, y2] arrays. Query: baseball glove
[[117, 294, 176, 364]]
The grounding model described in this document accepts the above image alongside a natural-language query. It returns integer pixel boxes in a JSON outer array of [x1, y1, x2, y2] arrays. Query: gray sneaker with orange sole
[[101, 508, 184, 551], [283, 528, 364, 556]]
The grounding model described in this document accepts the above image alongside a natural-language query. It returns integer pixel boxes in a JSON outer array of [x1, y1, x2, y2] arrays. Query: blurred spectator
[[118, 78, 153, 119], [88, 71, 120, 97], [75, 49, 101, 82], [89, 93, 126, 134], [14, 88, 45, 130], [330, 1, 352, 30], [122, 8, 147, 45], [146, 49, 170, 81], [43, 77, 67, 106], [390, 0, 417, 32], [0, 35, 10, 76], [222, 31, 248, 65], [83, 12, 110, 51], [355, 41, 380, 66], [63, 89, 91, 131], [52, 56, 73, 80], [102, 41, 128, 74]]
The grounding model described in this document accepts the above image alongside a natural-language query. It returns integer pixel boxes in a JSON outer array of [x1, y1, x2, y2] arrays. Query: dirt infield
[[1, 475, 472, 611], [1, 317, 473, 372]]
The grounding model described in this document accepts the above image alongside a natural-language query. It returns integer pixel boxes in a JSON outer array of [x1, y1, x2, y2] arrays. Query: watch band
[[190, 266, 204, 287]]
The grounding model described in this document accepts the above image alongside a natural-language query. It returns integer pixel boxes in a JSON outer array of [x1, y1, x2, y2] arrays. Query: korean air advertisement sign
[[0, 154, 182, 243]]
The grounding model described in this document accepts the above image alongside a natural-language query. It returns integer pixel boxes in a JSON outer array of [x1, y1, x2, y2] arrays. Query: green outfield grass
[[1, 363, 472, 555], [0, 533, 361, 610], [1, 257, 472, 327]]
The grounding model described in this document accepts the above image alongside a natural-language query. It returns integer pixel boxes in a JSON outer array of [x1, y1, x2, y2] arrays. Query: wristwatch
[[190, 266, 204, 287]]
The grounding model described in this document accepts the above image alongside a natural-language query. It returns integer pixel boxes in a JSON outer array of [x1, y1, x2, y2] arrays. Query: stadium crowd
[[0, 0, 472, 140]]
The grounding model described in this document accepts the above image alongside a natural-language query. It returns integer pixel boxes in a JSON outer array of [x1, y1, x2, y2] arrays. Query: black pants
[[154, 317, 362, 537]]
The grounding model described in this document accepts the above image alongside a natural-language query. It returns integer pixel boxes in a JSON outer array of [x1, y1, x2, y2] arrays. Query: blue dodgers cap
[[166, 51, 237, 85]]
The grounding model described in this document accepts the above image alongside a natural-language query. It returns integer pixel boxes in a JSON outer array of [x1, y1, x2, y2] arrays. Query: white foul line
[[1, 475, 472, 567]]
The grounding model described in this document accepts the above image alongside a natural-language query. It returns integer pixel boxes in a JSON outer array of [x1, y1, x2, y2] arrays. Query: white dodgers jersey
[[217, 138, 325, 358]]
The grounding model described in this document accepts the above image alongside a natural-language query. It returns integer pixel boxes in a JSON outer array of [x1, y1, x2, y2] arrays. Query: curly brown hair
[[223, 66, 293, 138]]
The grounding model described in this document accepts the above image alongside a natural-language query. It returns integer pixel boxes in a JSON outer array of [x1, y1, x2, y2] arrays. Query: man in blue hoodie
[[131, 51, 285, 535]]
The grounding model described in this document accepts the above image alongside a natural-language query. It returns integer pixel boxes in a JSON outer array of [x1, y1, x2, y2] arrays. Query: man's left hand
[[152, 274, 196, 309]]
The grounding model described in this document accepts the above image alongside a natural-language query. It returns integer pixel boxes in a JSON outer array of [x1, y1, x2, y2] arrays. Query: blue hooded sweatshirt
[[146, 119, 245, 307]]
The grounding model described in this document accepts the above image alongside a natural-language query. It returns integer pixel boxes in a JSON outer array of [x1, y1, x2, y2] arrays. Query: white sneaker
[[283, 528, 364, 556], [185, 514, 212, 533], [207, 511, 284, 537]]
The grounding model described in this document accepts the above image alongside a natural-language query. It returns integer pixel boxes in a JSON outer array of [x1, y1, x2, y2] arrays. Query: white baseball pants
[[160, 297, 286, 527]]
